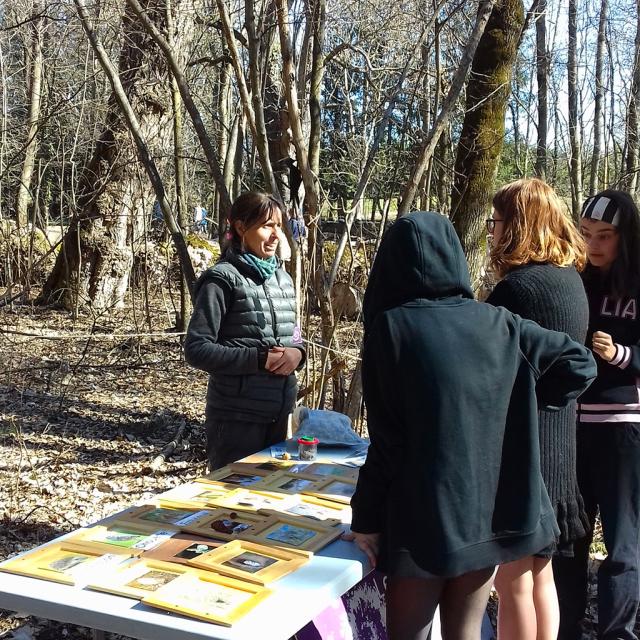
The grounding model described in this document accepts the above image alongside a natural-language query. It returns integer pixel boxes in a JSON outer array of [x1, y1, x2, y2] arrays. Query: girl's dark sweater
[[486, 264, 590, 545]]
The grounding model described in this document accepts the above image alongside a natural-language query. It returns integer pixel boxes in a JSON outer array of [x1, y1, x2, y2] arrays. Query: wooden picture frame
[[241, 459, 299, 473], [0, 542, 134, 586], [142, 571, 271, 627], [259, 493, 351, 527], [68, 522, 177, 555], [211, 488, 294, 513], [117, 504, 213, 529], [302, 475, 357, 505], [181, 507, 267, 542], [304, 463, 359, 481], [156, 482, 230, 510], [188, 539, 308, 586], [141, 533, 226, 566], [242, 514, 341, 553], [195, 464, 273, 490], [86, 558, 211, 600], [251, 470, 324, 495]]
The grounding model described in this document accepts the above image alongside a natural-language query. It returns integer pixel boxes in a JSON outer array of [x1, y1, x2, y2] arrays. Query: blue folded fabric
[[292, 408, 367, 447]]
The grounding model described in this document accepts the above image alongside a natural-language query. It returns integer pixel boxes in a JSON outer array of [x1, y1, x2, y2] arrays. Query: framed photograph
[[252, 470, 324, 495], [242, 514, 341, 553], [303, 476, 357, 505], [305, 463, 359, 480], [0, 542, 134, 586], [242, 459, 298, 472], [195, 464, 272, 489], [211, 488, 294, 513], [141, 533, 226, 566], [117, 504, 213, 529], [260, 494, 351, 527], [86, 558, 210, 600], [142, 571, 271, 626], [68, 522, 177, 554], [156, 482, 230, 510], [181, 507, 267, 542], [188, 539, 308, 585]]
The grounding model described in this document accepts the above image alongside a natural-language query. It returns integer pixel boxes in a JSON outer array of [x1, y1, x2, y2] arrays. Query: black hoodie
[[351, 212, 597, 577]]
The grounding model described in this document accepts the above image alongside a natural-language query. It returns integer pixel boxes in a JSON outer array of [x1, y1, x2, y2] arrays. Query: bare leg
[[386, 575, 445, 640], [439, 567, 495, 640], [495, 556, 537, 640], [532, 557, 560, 640]]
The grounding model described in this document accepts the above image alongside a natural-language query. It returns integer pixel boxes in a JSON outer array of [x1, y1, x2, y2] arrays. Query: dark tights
[[386, 568, 495, 640]]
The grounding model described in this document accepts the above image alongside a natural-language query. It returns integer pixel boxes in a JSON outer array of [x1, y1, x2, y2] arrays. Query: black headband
[[581, 195, 620, 226]]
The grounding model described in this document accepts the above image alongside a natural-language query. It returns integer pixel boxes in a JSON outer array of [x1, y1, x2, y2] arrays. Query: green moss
[[186, 234, 221, 260]]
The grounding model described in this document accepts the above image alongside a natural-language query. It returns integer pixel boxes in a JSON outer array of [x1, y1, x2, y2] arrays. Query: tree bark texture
[[568, 0, 583, 215], [450, 0, 525, 289], [624, 0, 640, 193], [15, 2, 45, 229], [534, 0, 548, 178], [590, 0, 608, 193], [41, 0, 194, 310]]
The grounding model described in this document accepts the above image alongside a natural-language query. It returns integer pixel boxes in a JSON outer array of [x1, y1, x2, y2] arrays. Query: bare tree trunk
[[624, 0, 640, 193], [15, 2, 44, 229], [450, 0, 525, 289], [166, 0, 190, 331], [216, 0, 280, 200], [41, 0, 195, 310], [568, 0, 583, 216], [589, 0, 608, 193], [397, 0, 497, 217], [124, 0, 232, 216], [534, 0, 548, 178]]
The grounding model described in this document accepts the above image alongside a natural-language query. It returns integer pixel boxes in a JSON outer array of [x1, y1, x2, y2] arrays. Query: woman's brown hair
[[489, 178, 586, 278], [226, 191, 283, 249]]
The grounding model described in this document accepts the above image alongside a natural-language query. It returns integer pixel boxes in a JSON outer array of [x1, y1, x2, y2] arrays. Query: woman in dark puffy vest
[[185, 192, 305, 470]]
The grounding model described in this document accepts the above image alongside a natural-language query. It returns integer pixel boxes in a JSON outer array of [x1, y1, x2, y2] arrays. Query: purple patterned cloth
[[295, 571, 387, 640], [294, 571, 495, 640]]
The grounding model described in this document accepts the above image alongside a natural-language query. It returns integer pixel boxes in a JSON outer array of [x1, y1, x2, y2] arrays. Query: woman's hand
[[342, 530, 380, 568], [266, 347, 302, 375], [592, 331, 617, 362]]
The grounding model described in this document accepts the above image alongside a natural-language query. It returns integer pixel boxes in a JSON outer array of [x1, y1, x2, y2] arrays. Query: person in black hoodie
[[184, 192, 305, 470], [554, 190, 640, 640], [348, 211, 596, 640]]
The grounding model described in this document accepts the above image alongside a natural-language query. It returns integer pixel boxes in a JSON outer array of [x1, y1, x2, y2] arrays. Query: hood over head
[[363, 211, 473, 331]]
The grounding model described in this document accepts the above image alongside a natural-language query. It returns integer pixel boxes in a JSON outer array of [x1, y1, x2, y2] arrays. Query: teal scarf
[[240, 252, 278, 280]]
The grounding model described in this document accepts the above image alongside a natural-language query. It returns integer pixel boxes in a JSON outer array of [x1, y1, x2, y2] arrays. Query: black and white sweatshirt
[[578, 274, 640, 423]]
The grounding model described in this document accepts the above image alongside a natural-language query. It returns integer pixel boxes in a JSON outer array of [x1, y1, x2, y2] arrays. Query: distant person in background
[[348, 211, 596, 640], [554, 190, 640, 640], [151, 200, 163, 231], [485, 178, 589, 640], [184, 192, 305, 470], [194, 205, 208, 234]]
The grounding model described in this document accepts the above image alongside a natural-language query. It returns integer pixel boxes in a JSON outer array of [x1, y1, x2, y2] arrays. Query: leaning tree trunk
[[450, 0, 525, 289], [41, 0, 194, 310]]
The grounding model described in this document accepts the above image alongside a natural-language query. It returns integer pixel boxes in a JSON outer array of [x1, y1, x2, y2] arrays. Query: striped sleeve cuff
[[610, 343, 632, 369]]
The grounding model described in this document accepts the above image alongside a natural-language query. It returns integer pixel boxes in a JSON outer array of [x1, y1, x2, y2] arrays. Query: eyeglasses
[[486, 218, 503, 234]]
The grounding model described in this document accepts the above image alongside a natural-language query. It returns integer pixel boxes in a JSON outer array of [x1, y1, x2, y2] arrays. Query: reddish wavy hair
[[490, 178, 586, 278]]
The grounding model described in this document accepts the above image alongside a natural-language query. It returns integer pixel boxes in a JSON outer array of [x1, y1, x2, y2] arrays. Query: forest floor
[[0, 297, 635, 639]]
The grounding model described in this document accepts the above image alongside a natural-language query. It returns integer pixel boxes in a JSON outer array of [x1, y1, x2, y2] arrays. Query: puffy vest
[[204, 251, 299, 423], [214, 259, 297, 349]]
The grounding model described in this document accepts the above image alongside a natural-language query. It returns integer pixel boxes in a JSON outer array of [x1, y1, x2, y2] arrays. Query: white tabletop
[[0, 537, 368, 640], [0, 447, 370, 640]]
